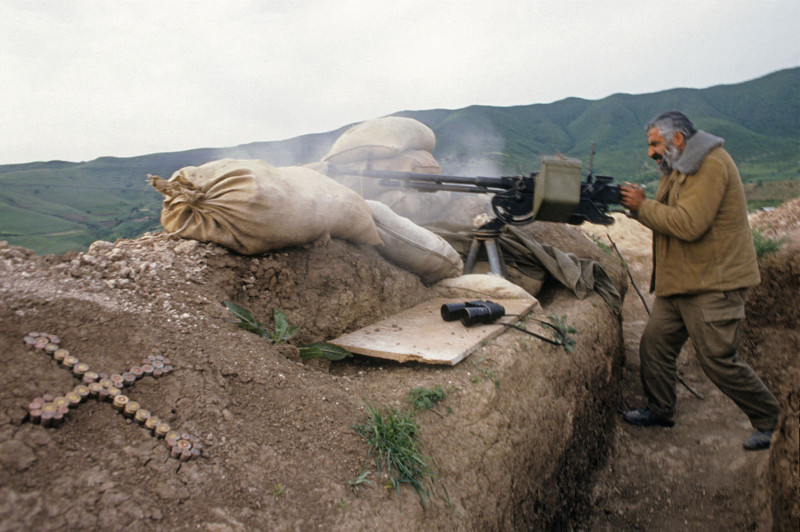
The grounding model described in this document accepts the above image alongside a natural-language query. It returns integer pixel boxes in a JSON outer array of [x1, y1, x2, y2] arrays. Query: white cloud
[[0, 0, 798, 163]]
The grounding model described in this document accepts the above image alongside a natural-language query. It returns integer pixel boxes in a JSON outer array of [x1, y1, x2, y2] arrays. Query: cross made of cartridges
[[22, 332, 202, 461]]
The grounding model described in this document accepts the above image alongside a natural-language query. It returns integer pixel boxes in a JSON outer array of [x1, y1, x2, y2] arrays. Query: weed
[[546, 314, 578, 352], [337, 498, 347, 509], [406, 385, 448, 411], [223, 300, 269, 338], [273, 483, 285, 498], [752, 228, 785, 259], [223, 301, 355, 360], [589, 234, 612, 254], [470, 357, 500, 388], [269, 308, 299, 344], [348, 470, 372, 493], [299, 342, 353, 361], [351, 402, 438, 506], [223, 302, 298, 344]]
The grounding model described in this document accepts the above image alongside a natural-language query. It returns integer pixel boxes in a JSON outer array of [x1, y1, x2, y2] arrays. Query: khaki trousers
[[640, 288, 779, 430]]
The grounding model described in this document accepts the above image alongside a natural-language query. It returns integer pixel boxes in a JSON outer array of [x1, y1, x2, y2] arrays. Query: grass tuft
[[351, 403, 437, 506]]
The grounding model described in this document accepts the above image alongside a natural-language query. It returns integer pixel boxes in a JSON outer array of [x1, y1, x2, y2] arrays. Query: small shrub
[[406, 385, 448, 411], [752, 228, 784, 259]]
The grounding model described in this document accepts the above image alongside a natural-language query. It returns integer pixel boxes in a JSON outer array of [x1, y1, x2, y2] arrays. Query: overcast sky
[[1, 0, 798, 165]]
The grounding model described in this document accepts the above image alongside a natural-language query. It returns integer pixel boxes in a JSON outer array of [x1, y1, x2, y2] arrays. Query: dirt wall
[[0, 223, 627, 531], [741, 229, 800, 530]]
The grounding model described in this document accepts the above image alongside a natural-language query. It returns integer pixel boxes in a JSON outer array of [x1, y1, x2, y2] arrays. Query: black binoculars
[[440, 300, 506, 327]]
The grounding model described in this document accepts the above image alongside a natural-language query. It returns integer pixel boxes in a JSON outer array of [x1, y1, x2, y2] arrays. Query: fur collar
[[675, 130, 725, 175]]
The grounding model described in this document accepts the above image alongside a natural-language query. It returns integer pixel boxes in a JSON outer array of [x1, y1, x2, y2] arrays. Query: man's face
[[647, 127, 681, 174]]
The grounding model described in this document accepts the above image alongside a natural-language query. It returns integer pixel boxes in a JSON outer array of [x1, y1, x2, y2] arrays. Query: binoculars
[[440, 300, 506, 327]]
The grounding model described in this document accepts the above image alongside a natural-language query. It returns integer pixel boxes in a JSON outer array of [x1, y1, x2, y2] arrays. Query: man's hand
[[620, 183, 646, 211]]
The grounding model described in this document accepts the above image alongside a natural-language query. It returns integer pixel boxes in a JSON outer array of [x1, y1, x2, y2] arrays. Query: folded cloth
[[432, 225, 622, 314]]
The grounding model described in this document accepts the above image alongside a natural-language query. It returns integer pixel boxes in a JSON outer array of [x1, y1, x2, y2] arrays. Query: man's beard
[[654, 143, 681, 174]]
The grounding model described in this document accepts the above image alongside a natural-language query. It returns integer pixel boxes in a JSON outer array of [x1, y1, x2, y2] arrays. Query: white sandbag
[[356, 149, 441, 174], [322, 117, 436, 164], [367, 200, 463, 284], [433, 274, 537, 301], [149, 159, 382, 255], [469, 262, 545, 296]]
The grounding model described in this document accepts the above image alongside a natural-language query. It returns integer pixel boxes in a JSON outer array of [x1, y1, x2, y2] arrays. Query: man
[[619, 111, 780, 451]]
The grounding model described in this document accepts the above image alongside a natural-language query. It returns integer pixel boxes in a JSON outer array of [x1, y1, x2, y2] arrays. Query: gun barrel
[[328, 160, 621, 226], [329, 166, 520, 194]]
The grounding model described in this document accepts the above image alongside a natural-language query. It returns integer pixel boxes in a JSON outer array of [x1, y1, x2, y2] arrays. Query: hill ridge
[[1, 67, 798, 254]]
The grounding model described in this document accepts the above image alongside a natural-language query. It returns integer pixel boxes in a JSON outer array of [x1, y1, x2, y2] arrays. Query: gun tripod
[[463, 218, 508, 278]]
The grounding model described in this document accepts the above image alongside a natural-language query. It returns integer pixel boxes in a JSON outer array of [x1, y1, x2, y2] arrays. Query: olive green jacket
[[636, 132, 760, 297]]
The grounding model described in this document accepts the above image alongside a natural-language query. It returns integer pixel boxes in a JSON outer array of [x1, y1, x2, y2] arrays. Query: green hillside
[[1, 67, 798, 255]]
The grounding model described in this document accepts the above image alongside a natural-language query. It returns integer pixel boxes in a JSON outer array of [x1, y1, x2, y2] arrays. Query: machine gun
[[331, 155, 620, 226], [330, 155, 623, 277]]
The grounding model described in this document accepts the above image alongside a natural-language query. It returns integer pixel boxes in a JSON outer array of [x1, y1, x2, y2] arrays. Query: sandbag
[[149, 159, 382, 255], [433, 274, 537, 301], [322, 117, 436, 164], [469, 262, 545, 296], [367, 200, 463, 284]]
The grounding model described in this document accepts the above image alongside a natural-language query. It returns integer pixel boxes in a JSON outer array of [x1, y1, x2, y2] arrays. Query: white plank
[[330, 298, 539, 365]]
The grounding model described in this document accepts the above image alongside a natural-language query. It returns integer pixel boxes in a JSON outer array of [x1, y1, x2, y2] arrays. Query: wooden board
[[330, 298, 539, 365]]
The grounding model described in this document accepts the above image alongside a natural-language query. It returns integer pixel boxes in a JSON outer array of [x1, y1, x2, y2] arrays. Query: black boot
[[622, 407, 675, 427]]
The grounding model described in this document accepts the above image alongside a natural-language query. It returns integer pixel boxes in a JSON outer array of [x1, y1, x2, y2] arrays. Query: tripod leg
[[484, 239, 506, 277], [464, 239, 481, 274]]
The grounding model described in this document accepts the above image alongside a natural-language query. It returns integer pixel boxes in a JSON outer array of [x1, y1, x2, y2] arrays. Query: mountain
[[1, 67, 798, 255]]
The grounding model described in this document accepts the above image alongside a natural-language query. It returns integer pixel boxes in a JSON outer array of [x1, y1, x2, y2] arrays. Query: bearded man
[[618, 111, 779, 451]]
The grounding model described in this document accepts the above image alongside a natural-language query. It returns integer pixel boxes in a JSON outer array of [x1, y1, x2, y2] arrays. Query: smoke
[[436, 121, 506, 178], [291, 117, 506, 231]]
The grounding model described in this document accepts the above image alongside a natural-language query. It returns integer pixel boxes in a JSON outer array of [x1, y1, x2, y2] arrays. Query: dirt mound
[[749, 196, 800, 238], [580, 212, 653, 259], [0, 222, 629, 530], [741, 220, 800, 529]]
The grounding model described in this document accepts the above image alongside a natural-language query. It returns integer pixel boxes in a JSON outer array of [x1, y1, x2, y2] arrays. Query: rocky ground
[[0, 217, 628, 531], [0, 198, 797, 530]]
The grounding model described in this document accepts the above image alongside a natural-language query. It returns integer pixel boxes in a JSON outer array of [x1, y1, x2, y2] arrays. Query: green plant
[[546, 314, 578, 352], [589, 234, 612, 254], [223, 300, 269, 337], [348, 470, 372, 493], [752, 228, 785, 259], [273, 483, 285, 498], [351, 403, 437, 506], [470, 357, 500, 388], [269, 309, 299, 344], [223, 302, 356, 361], [299, 342, 353, 361], [406, 385, 448, 411], [222, 302, 298, 344]]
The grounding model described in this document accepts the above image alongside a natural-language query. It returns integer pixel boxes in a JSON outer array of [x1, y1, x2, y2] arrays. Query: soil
[[581, 199, 800, 531], [0, 198, 797, 531]]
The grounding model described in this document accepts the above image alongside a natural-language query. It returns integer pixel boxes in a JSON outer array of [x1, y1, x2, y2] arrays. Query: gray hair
[[645, 111, 698, 141]]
